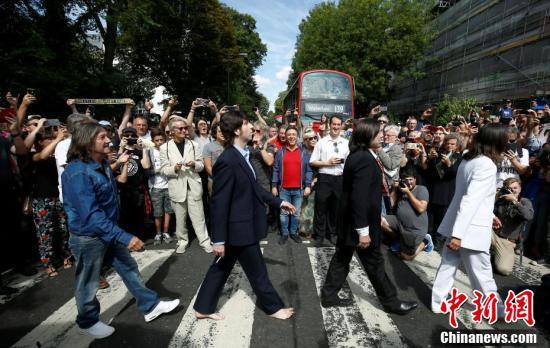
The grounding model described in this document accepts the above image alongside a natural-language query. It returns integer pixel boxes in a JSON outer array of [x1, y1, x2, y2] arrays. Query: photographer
[[31, 125, 72, 277], [499, 99, 513, 125], [496, 127, 529, 188], [117, 127, 151, 240], [400, 132, 427, 185], [491, 178, 534, 275], [381, 169, 432, 261], [426, 133, 462, 236]]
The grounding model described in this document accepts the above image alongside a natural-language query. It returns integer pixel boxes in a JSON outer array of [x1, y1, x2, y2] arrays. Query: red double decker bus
[[282, 70, 355, 132]]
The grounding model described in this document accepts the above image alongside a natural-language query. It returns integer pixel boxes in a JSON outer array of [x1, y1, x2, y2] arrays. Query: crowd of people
[[1, 91, 549, 299]]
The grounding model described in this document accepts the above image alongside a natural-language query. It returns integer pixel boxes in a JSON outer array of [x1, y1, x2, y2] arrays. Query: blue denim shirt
[[62, 159, 134, 246]]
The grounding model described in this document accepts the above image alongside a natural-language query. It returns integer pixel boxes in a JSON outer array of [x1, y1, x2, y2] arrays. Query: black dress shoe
[[278, 235, 288, 245], [314, 238, 325, 247], [327, 235, 338, 245], [321, 297, 354, 308], [385, 301, 418, 315], [290, 234, 302, 243]]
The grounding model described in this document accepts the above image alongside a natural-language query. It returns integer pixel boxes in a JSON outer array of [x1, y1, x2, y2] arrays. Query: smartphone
[[26, 88, 36, 96], [252, 107, 258, 112], [337, 158, 345, 164], [379, 106, 388, 112], [46, 119, 61, 127], [225, 105, 238, 112], [406, 143, 417, 151]]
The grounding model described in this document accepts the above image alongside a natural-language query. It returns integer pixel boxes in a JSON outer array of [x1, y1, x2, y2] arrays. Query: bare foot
[[270, 307, 295, 320], [195, 311, 225, 320]]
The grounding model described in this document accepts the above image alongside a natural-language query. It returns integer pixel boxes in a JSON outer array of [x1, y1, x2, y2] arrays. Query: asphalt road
[[1, 231, 549, 348]]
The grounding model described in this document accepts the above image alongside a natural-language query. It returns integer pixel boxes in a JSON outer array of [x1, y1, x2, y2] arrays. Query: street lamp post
[[226, 52, 248, 104]]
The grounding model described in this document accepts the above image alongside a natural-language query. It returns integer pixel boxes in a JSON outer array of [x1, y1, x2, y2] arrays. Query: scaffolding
[[390, 0, 550, 113]]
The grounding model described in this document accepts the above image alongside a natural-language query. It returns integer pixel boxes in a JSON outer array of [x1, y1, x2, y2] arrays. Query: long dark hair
[[463, 123, 508, 163], [67, 121, 103, 163], [349, 118, 380, 153]]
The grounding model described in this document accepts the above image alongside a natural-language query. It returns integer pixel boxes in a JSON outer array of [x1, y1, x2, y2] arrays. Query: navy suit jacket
[[211, 145, 282, 246]]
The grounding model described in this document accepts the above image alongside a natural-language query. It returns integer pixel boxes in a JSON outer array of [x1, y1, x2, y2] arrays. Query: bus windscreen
[[301, 72, 351, 100]]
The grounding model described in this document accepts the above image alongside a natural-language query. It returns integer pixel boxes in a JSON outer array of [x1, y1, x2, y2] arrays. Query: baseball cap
[[121, 127, 137, 136]]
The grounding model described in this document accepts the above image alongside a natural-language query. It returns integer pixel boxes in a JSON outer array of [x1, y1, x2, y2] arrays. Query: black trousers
[[430, 203, 448, 238], [321, 243, 399, 309], [313, 174, 343, 240], [193, 243, 284, 315]]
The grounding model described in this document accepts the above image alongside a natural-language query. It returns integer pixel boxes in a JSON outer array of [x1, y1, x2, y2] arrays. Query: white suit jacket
[[159, 139, 204, 203], [437, 155, 497, 252]]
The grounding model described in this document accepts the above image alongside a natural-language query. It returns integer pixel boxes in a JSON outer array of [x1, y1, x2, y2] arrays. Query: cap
[[98, 120, 112, 127], [121, 127, 137, 136], [27, 114, 41, 121]]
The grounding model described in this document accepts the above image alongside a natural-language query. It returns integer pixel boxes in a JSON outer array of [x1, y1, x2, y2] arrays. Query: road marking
[[168, 250, 263, 348], [260, 241, 268, 245], [402, 251, 494, 330], [11, 249, 173, 348], [512, 255, 550, 285], [307, 247, 407, 347]]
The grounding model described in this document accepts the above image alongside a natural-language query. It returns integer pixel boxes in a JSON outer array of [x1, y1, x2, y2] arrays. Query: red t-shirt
[[282, 147, 301, 188], [270, 138, 284, 149]]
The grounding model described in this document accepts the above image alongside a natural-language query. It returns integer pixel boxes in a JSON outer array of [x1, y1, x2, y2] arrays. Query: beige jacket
[[159, 139, 204, 203]]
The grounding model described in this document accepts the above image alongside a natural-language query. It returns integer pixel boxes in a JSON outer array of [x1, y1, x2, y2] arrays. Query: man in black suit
[[321, 118, 418, 315], [194, 110, 296, 320]]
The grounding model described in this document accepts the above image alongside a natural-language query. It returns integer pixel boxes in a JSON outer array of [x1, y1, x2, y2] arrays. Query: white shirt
[[54, 138, 71, 202], [309, 135, 349, 176], [496, 148, 529, 188], [149, 148, 169, 189]]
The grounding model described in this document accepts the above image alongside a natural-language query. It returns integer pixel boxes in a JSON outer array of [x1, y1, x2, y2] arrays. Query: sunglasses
[[333, 142, 339, 153], [175, 126, 188, 132], [379, 120, 388, 124], [254, 129, 262, 133], [28, 123, 39, 127], [305, 137, 317, 141]]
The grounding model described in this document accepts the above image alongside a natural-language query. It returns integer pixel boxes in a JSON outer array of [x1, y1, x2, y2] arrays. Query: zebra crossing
[[2, 234, 549, 348]]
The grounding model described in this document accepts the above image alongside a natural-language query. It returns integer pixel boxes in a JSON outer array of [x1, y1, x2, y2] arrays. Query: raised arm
[[118, 100, 135, 137]]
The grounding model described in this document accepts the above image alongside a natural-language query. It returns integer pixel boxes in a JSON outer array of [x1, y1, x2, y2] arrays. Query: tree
[[435, 95, 479, 126], [290, 0, 434, 109]]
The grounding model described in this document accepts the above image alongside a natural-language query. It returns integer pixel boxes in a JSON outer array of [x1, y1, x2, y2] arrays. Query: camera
[[399, 179, 408, 188], [224, 105, 238, 112], [406, 142, 420, 151], [26, 88, 36, 96], [127, 138, 138, 145], [499, 187, 512, 196]]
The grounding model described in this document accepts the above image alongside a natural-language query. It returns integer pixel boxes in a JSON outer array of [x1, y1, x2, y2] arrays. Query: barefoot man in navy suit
[[194, 110, 296, 320]]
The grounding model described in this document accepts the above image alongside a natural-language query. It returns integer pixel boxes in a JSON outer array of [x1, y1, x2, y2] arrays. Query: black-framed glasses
[[333, 142, 339, 153], [305, 137, 317, 141], [175, 126, 188, 132]]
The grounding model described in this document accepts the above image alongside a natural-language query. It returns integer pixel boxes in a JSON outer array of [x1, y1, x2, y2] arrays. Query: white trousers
[[431, 243, 501, 310], [171, 199, 211, 249]]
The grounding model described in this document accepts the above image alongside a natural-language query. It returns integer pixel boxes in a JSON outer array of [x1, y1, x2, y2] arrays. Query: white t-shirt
[[54, 138, 72, 202], [309, 136, 349, 176], [149, 148, 169, 189], [496, 147, 529, 188]]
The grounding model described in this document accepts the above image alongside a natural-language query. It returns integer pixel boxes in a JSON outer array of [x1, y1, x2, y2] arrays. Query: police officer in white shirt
[[309, 115, 349, 246]]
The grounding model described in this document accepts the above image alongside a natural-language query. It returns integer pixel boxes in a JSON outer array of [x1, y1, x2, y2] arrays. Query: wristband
[[190, 109, 195, 113]]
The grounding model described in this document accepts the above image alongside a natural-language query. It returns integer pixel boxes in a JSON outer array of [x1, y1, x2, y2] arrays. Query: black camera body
[[499, 187, 512, 196], [399, 179, 408, 188], [127, 138, 138, 145]]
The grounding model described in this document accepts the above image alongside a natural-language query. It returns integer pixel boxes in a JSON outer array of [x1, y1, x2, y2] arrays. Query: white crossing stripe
[[168, 250, 263, 348], [307, 247, 407, 348], [402, 251, 494, 330], [511, 255, 550, 285], [11, 249, 173, 348]]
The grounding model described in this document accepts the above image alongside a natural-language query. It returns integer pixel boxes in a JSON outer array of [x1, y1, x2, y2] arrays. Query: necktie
[[375, 156, 389, 195]]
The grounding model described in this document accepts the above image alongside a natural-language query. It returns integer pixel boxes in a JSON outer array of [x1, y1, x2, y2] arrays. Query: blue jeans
[[69, 234, 160, 329], [279, 188, 303, 236]]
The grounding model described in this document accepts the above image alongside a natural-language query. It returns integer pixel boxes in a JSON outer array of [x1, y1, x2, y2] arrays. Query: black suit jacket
[[426, 153, 462, 206], [211, 145, 282, 246], [339, 150, 383, 247]]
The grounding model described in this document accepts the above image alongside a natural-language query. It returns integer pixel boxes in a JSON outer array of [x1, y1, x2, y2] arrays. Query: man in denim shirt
[[62, 122, 179, 339]]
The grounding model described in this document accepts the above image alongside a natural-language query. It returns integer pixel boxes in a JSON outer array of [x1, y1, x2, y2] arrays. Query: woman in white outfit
[[431, 124, 508, 313]]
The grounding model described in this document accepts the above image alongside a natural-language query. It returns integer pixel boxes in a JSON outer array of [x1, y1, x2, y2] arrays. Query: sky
[[221, 0, 325, 111]]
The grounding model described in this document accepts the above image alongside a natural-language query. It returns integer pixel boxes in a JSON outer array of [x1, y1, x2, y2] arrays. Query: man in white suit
[[160, 116, 212, 254], [431, 124, 508, 314]]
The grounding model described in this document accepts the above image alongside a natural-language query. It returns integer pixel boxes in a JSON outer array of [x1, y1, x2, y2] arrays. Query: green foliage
[[435, 94, 479, 126], [0, 0, 267, 117], [289, 0, 434, 109]]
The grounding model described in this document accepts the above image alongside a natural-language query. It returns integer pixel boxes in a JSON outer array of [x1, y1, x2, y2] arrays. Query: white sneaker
[[162, 233, 173, 244], [154, 234, 162, 245], [175, 241, 187, 254], [78, 321, 115, 339], [144, 299, 180, 322]]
